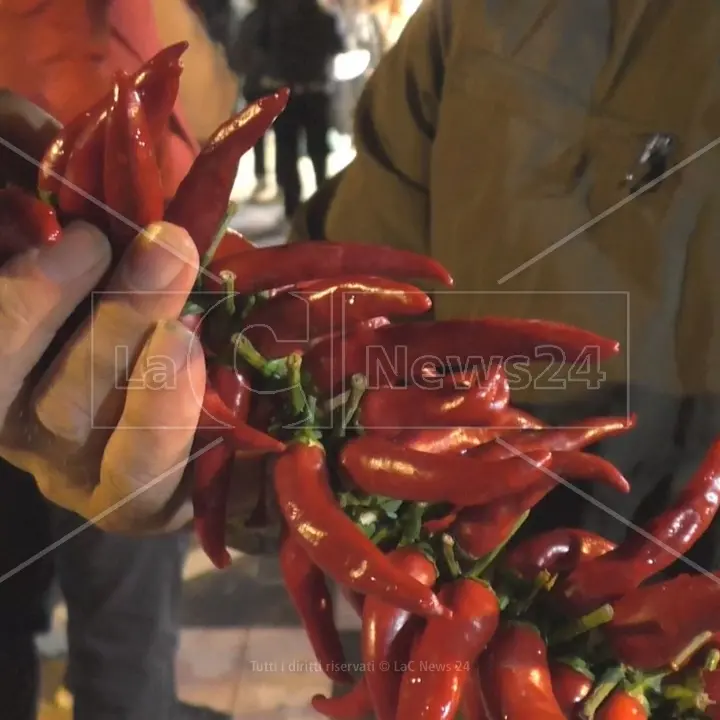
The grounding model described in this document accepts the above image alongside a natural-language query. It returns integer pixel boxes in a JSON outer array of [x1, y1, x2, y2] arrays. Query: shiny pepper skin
[[596, 691, 648, 719], [481, 623, 566, 720], [550, 661, 594, 716], [395, 579, 499, 720], [558, 438, 720, 614], [469, 415, 636, 462], [165, 90, 289, 258], [606, 572, 720, 671], [242, 276, 431, 359], [503, 528, 617, 582], [103, 73, 164, 247], [273, 443, 448, 618], [362, 548, 438, 720], [340, 437, 552, 506], [279, 532, 352, 685]]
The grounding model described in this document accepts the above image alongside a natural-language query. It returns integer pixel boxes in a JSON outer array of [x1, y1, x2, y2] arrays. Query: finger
[[91, 318, 206, 532], [0, 221, 110, 429], [34, 222, 199, 444]]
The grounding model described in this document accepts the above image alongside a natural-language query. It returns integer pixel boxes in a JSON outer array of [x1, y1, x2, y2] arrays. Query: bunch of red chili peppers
[[6, 42, 720, 720]]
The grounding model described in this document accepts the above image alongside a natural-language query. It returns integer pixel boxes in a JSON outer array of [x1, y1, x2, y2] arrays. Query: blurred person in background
[[230, 0, 276, 201], [290, 0, 720, 574], [0, 0, 236, 718], [261, 0, 346, 222]]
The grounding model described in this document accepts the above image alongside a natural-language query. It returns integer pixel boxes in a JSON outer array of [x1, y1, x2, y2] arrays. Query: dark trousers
[[0, 462, 186, 720], [274, 91, 331, 219]]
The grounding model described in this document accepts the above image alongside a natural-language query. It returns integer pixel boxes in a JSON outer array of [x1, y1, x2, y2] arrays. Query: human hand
[[0, 218, 206, 533]]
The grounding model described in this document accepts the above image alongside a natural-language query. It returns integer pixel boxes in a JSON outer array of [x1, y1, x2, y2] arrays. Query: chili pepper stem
[[670, 631, 713, 671], [549, 604, 614, 646], [334, 374, 367, 438], [706, 648, 720, 672], [442, 534, 463, 578], [287, 353, 306, 417], [580, 666, 626, 720], [220, 270, 236, 315], [199, 200, 240, 270], [512, 570, 555, 616], [399, 502, 427, 547], [469, 511, 530, 579], [232, 333, 287, 378]]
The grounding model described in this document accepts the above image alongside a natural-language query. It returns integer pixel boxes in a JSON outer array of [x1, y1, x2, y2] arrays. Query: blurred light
[[403, 0, 422, 16], [333, 49, 372, 81]]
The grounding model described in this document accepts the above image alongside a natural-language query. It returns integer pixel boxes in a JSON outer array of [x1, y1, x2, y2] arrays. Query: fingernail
[[149, 319, 201, 374], [123, 223, 197, 291], [36, 221, 111, 283]]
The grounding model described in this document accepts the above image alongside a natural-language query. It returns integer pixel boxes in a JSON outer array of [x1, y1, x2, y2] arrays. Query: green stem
[[334, 374, 367, 438], [443, 534, 463, 578], [469, 511, 530, 579], [220, 270, 236, 315], [200, 201, 240, 270], [706, 648, 720, 672], [581, 666, 625, 720], [398, 502, 427, 547], [513, 570, 554, 616], [287, 353, 306, 417], [232, 333, 287, 378], [671, 631, 713, 672], [549, 604, 614, 646]]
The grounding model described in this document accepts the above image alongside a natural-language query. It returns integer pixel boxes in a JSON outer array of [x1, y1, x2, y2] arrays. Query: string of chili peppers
[[6, 41, 720, 720]]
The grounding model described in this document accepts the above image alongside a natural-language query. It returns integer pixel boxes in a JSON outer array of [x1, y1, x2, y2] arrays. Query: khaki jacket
[[292, 1, 720, 564]]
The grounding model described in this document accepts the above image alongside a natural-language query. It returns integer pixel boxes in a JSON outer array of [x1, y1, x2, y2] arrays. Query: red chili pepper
[[308, 316, 392, 354], [393, 410, 545, 454], [210, 228, 256, 265], [558, 438, 720, 614], [38, 42, 188, 200], [550, 659, 594, 716], [454, 484, 567, 561], [460, 664, 492, 720], [396, 579, 499, 720], [423, 512, 458, 534], [605, 573, 720, 671], [311, 677, 373, 720], [454, 458, 627, 560], [103, 74, 164, 247], [304, 318, 619, 394], [129, 41, 186, 148], [199, 387, 285, 453], [192, 435, 234, 568], [279, 530, 353, 684], [340, 436, 552, 505], [56, 100, 108, 221], [165, 90, 289, 258], [242, 277, 431, 359], [481, 623, 565, 720], [208, 240, 454, 296], [469, 415, 636, 462], [548, 451, 630, 493], [503, 528, 616, 582], [358, 378, 502, 437], [273, 442, 448, 618], [595, 691, 648, 719], [362, 547, 438, 720], [209, 362, 252, 423], [0, 187, 61, 260]]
